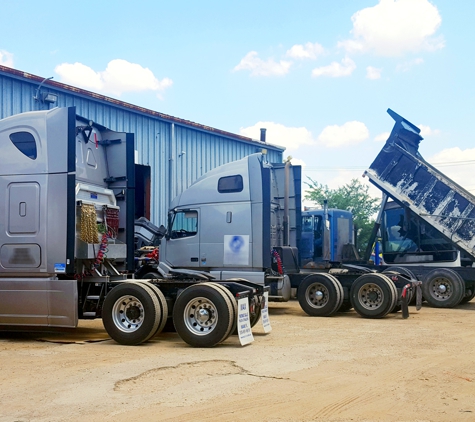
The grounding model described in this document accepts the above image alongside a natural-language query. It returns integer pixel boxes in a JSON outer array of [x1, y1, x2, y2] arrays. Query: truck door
[[162, 209, 200, 268]]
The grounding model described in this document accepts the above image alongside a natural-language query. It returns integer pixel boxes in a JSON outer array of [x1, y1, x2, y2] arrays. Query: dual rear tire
[[102, 282, 166, 346], [103, 281, 236, 347], [172, 283, 235, 348], [350, 273, 398, 318], [297, 273, 344, 317]]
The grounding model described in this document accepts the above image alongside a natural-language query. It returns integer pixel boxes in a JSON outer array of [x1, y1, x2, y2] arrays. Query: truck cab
[[158, 153, 302, 299]]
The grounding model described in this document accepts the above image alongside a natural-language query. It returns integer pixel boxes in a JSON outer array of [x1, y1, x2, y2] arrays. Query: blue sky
[[2, 0, 474, 199]]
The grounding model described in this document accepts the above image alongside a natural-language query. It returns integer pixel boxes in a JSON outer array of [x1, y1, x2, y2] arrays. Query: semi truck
[[0, 106, 268, 347], [137, 151, 419, 320]]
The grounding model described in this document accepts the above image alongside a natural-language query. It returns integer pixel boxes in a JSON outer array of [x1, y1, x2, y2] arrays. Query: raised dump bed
[[365, 109, 475, 261]]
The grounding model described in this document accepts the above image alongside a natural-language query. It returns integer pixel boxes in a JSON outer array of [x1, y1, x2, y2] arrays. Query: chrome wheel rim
[[183, 296, 218, 336], [111, 295, 144, 333]]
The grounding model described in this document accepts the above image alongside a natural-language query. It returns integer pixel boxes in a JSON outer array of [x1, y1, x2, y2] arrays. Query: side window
[[170, 210, 198, 239], [302, 216, 313, 232], [218, 175, 243, 193], [10, 131, 37, 160]]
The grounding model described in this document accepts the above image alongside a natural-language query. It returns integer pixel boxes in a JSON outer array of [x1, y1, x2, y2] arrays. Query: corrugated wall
[[0, 71, 284, 226]]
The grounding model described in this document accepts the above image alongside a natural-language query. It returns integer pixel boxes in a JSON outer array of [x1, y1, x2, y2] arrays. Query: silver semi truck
[[0, 107, 267, 347], [137, 152, 418, 319]]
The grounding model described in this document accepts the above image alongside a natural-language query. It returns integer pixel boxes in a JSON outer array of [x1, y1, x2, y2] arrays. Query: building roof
[[0, 64, 283, 152]]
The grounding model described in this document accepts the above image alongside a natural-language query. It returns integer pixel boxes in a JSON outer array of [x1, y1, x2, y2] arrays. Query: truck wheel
[[297, 273, 344, 317], [102, 282, 161, 345], [201, 282, 237, 342], [350, 273, 397, 318], [382, 266, 416, 311], [173, 284, 234, 347], [134, 281, 169, 337], [422, 268, 465, 308]]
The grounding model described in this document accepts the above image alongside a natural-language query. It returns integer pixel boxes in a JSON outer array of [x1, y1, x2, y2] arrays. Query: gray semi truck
[[0, 107, 268, 347], [137, 151, 418, 320]]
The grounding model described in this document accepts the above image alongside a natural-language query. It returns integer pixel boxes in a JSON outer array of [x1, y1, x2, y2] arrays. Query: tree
[[304, 178, 381, 253]]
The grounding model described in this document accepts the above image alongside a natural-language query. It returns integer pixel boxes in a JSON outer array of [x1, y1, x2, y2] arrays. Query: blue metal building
[[0, 65, 284, 226]]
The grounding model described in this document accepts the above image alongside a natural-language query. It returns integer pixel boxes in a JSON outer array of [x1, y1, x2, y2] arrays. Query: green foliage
[[304, 178, 380, 253]]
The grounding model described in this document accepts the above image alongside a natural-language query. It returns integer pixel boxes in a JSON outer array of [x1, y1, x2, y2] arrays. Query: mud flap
[[401, 281, 422, 319]]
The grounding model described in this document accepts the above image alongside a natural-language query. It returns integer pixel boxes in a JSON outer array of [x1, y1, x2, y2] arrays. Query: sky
[[1, 0, 475, 204]]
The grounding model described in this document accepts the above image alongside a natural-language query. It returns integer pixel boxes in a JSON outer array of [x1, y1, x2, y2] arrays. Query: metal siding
[[0, 72, 283, 227]]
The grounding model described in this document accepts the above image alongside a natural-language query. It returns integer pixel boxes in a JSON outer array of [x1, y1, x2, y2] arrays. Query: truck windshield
[[382, 206, 457, 263]]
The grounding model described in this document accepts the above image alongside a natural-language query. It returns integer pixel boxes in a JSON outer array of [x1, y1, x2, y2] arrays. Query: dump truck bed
[[364, 109, 475, 260]]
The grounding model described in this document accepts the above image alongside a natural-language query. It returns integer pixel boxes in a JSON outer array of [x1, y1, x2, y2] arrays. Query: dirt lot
[[1, 300, 475, 422]]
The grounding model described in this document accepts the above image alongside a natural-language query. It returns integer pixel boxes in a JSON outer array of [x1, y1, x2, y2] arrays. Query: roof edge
[[0, 65, 284, 152]]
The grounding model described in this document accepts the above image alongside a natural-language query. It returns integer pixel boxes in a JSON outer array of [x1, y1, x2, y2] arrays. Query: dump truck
[[363, 108, 475, 308], [0, 107, 268, 347], [284, 109, 475, 310]]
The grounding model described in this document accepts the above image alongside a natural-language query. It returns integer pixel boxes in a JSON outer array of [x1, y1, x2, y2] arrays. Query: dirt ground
[[1, 299, 475, 422]]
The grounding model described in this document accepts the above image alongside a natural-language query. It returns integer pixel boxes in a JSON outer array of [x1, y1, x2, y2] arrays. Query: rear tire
[[350, 273, 397, 318], [134, 281, 169, 338], [297, 273, 344, 317], [201, 282, 237, 342], [102, 282, 161, 345], [422, 268, 465, 308], [173, 284, 233, 347]]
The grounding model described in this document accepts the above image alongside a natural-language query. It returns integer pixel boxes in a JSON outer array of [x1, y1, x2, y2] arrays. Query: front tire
[[173, 284, 233, 347], [102, 282, 161, 345], [350, 273, 397, 318]]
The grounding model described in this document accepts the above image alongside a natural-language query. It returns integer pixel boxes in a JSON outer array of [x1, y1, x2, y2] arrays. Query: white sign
[[237, 297, 254, 346], [223, 235, 249, 265], [261, 291, 272, 333]]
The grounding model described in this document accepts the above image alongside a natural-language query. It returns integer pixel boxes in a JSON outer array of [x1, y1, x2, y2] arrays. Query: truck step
[[86, 295, 100, 300], [82, 312, 97, 318]]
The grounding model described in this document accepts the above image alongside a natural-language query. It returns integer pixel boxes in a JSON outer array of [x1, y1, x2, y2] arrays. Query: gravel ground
[[1, 299, 474, 422]]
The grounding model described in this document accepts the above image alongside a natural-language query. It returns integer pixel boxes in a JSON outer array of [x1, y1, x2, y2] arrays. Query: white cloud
[[428, 148, 475, 192], [418, 124, 440, 137], [396, 58, 424, 72], [366, 66, 382, 79], [239, 122, 314, 151], [339, 0, 444, 57], [54, 59, 172, 97], [0, 50, 14, 68], [286, 42, 325, 60], [317, 121, 369, 148], [374, 131, 390, 142], [312, 57, 356, 78], [233, 51, 292, 76]]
